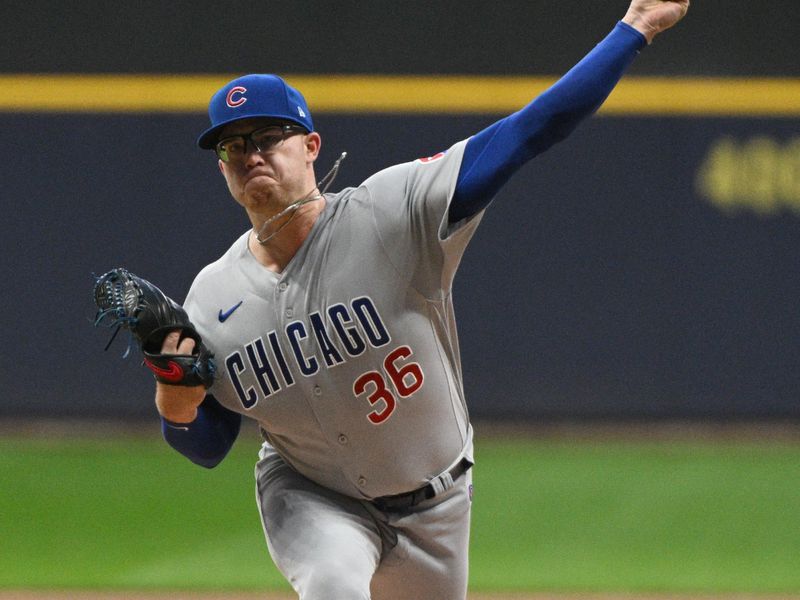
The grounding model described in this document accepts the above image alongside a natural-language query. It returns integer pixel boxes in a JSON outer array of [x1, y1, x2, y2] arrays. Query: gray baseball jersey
[[184, 138, 481, 500]]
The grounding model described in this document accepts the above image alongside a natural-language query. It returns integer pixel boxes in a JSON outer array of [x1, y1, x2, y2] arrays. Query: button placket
[[276, 280, 294, 321]]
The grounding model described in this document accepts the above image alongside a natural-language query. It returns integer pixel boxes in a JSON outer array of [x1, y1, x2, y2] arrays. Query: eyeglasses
[[215, 124, 307, 163]]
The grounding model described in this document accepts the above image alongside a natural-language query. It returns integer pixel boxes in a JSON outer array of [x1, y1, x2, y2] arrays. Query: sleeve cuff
[[616, 20, 648, 49], [161, 415, 198, 431]]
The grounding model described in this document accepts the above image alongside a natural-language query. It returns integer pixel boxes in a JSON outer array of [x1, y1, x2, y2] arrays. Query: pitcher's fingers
[[177, 335, 196, 355], [161, 330, 183, 353]]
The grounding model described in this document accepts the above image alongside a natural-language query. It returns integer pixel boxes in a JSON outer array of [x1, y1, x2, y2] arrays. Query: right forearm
[[161, 394, 242, 469], [155, 381, 205, 422]]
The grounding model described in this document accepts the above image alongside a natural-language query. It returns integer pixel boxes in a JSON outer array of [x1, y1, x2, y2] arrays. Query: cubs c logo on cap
[[226, 86, 247, 108]]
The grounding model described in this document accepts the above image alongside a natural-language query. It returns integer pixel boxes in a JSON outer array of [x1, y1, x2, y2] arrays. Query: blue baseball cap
[[197, 74, 314, 149]]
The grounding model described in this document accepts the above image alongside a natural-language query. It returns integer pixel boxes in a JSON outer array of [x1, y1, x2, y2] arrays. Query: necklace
[[254, 151, 347, 246]]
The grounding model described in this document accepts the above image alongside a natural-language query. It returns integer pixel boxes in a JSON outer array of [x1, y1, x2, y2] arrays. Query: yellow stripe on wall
[[1, 74, 799, 116]]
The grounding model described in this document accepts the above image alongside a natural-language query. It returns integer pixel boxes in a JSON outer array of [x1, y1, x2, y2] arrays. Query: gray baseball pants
[[255, 443, 473, 599]]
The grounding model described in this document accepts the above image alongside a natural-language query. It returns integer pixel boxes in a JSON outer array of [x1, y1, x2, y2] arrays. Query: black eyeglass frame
[[214, 124, 308, 163]]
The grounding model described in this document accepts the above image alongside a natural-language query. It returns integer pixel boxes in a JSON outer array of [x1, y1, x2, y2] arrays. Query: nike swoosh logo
[[218, 300, 244, 322], [165, 423, 189, 432], [143, 358, 184, 383]]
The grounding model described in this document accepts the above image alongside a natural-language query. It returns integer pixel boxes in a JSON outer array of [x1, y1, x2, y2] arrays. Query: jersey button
[[278, 282, 288, 292], [357, 476, 367, 487], [313, 386, 322, 396], [338, 434, 348, 445], [285, 308, 294, 318]]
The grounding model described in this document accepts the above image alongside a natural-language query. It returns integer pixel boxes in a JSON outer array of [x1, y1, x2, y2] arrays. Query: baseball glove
[[93, 267, 215, 388]]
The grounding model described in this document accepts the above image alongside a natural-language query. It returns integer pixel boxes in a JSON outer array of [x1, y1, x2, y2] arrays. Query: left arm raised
[[449, 1, 689, 223]]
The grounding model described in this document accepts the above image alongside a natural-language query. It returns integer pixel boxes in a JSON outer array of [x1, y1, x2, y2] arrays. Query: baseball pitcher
[[94, 2, 689, 598]]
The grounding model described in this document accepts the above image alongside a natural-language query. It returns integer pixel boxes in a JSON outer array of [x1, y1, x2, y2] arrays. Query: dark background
[[2, 0, 798, 76], [1, 2, 797, 421]]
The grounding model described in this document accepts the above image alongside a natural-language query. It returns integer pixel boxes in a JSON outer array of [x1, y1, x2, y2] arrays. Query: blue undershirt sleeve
[[160, 393, 242, 469], [449, 21, 647, 223]]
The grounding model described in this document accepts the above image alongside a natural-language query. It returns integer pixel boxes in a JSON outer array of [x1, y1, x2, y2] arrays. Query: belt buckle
[[372, 458, 471, 512]]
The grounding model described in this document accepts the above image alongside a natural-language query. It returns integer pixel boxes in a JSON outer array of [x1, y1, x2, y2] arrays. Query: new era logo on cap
[[197, 74, 314, 149]]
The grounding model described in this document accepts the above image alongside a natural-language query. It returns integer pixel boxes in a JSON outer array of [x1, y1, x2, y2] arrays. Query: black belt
[[371, 457, 472, 512]]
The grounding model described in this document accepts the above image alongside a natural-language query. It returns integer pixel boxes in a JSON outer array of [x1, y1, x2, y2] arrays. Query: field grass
[[1, 427, 799, 594]]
